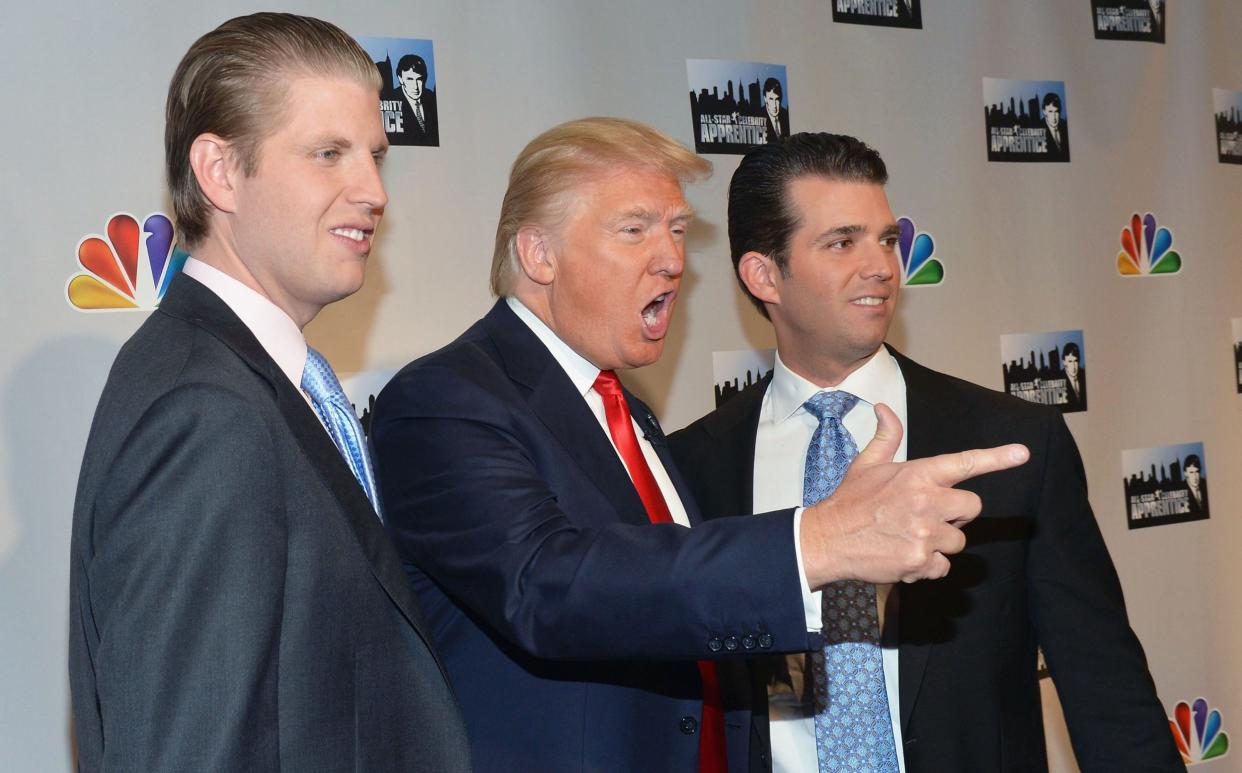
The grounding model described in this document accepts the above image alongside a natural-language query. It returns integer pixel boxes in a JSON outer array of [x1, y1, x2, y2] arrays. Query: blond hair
[[490, 117, 711, 296], [165, 12, 381, 247]]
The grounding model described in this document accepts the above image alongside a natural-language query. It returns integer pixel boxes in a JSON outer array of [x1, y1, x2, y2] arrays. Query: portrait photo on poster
[[1121, 442, 1210, 530], [356, 35, 439, 147], [1000, 330, 1087, 413], [687, 59, 790, 155], [983, 78, 1070, 163]]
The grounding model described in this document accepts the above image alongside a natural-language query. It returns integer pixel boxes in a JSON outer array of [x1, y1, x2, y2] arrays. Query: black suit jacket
[[370, 300, 817, 772], [1064, 366, 1087, 412], [69, 274, 470, 771], [399, 88, 439, 146], [670, 347, 1182, 772]]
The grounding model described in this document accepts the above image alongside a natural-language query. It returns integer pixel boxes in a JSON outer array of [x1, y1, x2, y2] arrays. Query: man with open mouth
[[372, 117, 1029, 772]]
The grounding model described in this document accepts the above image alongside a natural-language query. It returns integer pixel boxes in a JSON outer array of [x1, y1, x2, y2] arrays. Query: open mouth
[[641, 291, 676, 338]]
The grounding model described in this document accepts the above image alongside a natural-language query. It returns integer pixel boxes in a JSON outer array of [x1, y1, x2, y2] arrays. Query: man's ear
[[738, 251, 782, 308], [515, 226, 556, 286], [188, 133, 239, 214]]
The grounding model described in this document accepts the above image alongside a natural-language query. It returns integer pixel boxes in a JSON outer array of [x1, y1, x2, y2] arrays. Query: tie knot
[[593, 370, 624, 398], [302, 347, 347, 406], [804, 390, 859, 422]]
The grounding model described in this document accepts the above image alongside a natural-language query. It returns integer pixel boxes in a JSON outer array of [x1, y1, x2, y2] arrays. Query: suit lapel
[[482, 302, 651, 526], [632, 392, 706, 525], [158, 275, 449, 678], [887, 346, 972, 732]]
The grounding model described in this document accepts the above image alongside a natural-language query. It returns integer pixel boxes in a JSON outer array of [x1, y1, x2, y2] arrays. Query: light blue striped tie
[[803, 390, 898, 773], [301, 347, 383, 520]]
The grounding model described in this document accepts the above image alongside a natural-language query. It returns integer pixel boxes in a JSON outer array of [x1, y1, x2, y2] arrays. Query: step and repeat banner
[[2, 1, 1240, 769]]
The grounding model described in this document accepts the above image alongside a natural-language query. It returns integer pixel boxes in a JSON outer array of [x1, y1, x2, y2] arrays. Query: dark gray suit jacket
[[670, 347, 1182, 773], [69, 273, 470, 772]]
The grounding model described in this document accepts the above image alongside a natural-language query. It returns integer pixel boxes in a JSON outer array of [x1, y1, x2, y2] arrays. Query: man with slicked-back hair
[[69, 13, 468, 771]]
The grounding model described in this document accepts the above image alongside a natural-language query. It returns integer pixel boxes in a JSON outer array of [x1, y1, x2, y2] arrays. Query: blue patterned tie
[[803, 390, 899, 772], [301, 347, 383, 520]]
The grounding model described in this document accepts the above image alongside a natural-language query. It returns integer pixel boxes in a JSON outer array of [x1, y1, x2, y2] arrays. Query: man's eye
[[316, 149, 340, 161]]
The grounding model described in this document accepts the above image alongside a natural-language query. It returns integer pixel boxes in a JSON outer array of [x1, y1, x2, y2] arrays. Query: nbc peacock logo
[[65, 212, 189, 311], [897, 216, 943, 286], [1117, 212, 1181, 276], [1170, 698, 1229, 765]]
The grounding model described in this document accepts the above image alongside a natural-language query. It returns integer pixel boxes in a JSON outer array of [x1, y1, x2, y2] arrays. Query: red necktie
[[593, 370, 728, 773]]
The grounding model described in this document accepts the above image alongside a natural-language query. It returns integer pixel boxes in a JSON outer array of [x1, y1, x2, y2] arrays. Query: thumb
[[854, 403, 902, 466]]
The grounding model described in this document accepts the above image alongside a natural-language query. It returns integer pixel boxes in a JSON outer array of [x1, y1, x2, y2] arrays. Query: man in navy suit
[[371, 118, 1028, 771], [669, 132, 1179, 772]]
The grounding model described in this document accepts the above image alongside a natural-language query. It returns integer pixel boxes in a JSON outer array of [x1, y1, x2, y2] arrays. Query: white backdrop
[[3, 2, 1239, 769]]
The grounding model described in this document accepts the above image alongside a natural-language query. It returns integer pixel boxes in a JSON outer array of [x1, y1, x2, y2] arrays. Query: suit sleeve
[[372, 365, 814, 663], [1027, 414, 1184, 772], [85, 384, 286, 771]]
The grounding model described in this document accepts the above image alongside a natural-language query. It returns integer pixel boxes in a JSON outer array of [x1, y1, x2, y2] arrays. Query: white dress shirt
[[182, 258, 312, 406], [754, 348, 908, 773]]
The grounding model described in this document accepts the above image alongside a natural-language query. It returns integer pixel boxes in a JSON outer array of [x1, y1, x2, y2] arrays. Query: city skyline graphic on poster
[[1213, 88, 1242, 165], [1169, 698, 1230, 765], [983, 78, 1070, 163], [1117, 212, 1181, 276], [1121, 441, 1210, 530], [831, 0, 922, 29], [65, 212, 189, 312], [712, 349, 775, 407], [687, 59, 790, 155], [1090, 1, 1166, 43], [1232, 318, 1242, 394], [357, 36, 439, 147], [1000, 330, 1087, 413]]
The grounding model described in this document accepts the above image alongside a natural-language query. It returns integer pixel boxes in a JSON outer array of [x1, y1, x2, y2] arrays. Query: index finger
[[926, 444, 1029, 487]]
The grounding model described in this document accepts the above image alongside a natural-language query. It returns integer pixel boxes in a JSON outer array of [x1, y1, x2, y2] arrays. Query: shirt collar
[[506, 296, 601, 396], [182, 257, 308, 389], [769, 347, 902, 423]]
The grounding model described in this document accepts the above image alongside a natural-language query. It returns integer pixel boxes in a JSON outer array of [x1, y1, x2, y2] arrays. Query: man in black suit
[[1183, 454, 1208, 516], [370, 118, 1028, 771], [1062, 341, 1087, 412], [396, 53, 439, 146], [68, 13, 468, 771], [670, 133, 1181, 772], [762, 77, 790, 143], [1043, 92, 1069, 161]]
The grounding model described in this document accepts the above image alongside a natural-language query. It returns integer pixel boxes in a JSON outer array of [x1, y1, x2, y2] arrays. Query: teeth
[[331, 228, 365, 241], [853, 297, 883, 306]]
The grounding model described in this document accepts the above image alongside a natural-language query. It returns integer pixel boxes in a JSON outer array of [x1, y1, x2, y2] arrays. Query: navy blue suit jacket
[[371, 300, 817, 771]]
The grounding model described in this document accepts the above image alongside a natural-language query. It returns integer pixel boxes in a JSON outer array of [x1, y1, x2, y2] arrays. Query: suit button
[[680, 716, 698, 735], [758, 633, 773, 649], [708, 636, 723, 652], [723, 635, 739, 651], [742, 634, 757, 650]]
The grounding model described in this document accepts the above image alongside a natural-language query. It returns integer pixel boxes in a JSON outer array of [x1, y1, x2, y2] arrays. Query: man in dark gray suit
[[68, 13, 469, 771]]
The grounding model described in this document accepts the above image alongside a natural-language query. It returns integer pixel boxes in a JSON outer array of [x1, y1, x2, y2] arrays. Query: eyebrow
[[811, 222, 900, 246], [609, 206, 696, 225]]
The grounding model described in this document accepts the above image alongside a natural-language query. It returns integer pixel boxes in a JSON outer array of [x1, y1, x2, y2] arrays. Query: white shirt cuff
[[792, 506, 823, 631]]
